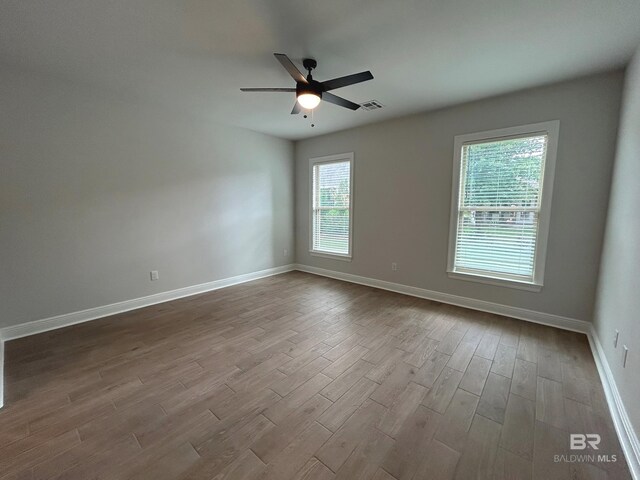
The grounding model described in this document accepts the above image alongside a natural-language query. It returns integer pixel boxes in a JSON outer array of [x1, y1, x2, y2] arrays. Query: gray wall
[[0, 67, 294, 329], [295, 71, 623, 321], [594, 46, 640, 434]]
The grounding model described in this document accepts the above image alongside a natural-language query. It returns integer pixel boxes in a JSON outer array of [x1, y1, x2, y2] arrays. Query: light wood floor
[[0, 272, 631, 480]]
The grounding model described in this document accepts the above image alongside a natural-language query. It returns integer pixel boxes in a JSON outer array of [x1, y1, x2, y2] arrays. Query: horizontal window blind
[[312, 160, 351, 255], [453, 134, 548, 281]]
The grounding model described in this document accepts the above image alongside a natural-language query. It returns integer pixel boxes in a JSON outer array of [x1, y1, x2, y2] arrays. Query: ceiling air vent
[[360, 100, 384, 111]]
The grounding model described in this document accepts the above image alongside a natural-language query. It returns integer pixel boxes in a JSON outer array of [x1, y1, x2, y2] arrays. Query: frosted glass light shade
[[297, 93, 321, 109]]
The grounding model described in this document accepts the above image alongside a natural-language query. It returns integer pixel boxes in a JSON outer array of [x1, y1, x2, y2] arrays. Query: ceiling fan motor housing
[[296, 80, 323, 100]]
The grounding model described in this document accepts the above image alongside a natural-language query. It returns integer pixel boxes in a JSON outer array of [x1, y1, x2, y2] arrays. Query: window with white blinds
[[310, 153, 353, 258], [448, 122, 559, 289]]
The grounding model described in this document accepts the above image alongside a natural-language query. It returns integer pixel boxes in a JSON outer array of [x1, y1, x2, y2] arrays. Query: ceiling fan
[[240, 53, 373, 114]]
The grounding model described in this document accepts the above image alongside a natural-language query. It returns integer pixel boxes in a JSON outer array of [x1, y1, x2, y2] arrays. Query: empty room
[[1, 1, 640, 479]]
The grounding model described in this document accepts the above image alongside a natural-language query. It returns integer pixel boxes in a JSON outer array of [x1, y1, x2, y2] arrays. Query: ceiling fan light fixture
[[297, 92, 321, 109], [240, 54, 373, 114]]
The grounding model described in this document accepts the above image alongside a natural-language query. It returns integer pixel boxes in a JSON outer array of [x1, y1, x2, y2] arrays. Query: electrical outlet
[[391, 262, 398, 271], [150, 270, 159, 281], [284, 248, 289, 257], [623, 345, 629, 368], [614, 329, 619, 348]]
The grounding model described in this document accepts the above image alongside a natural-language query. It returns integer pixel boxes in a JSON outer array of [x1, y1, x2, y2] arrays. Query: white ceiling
[[2, 0, 640, 140]]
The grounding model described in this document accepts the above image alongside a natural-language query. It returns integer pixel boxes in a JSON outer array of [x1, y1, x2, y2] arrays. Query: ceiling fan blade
[[240, 88, 296, 92], [291, 102, 302, 114], [321, 71, 373, 91], [322, 92, 360, 110], [274, 53, 307, 84]]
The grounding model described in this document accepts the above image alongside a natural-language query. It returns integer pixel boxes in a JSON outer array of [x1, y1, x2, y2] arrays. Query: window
[[310, 153, 353, 259], [447, 121, 559, 290]]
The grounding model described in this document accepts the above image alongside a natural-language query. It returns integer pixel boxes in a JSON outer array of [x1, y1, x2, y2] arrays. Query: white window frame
[[447, 121, 559, 292], [309, 152, 354, 261]]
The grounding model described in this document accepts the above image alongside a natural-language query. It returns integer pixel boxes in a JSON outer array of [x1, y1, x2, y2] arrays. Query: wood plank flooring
[[0, 271, 631, 479]]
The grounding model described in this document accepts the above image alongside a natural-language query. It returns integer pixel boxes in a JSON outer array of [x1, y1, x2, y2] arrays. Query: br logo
[[570, 434, 601, 450]]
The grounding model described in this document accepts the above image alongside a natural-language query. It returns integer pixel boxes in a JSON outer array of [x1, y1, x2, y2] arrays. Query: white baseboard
[[294, 264, 590, 333], [0, 341, 4, 409], [588, 327, 640, 479], [0, 264, 295, 342]]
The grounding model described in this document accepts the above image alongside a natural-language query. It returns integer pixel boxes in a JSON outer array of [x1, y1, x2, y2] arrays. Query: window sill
[[310, 250, 352, 262], [447, 271, 542, 292]]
